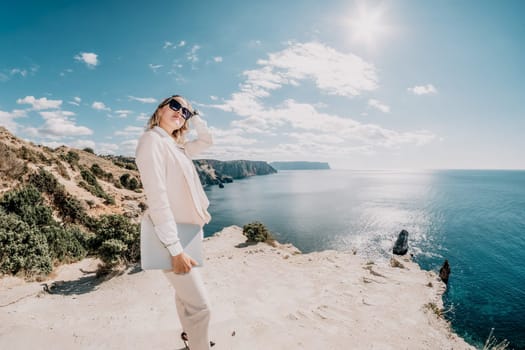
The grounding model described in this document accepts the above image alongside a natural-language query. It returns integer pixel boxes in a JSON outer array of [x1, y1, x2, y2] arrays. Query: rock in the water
[[439, 260, 451, 284], [393, 230, 409, 255]]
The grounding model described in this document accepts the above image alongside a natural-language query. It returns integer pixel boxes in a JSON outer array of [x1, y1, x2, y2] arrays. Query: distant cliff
[[194, 159, 277, 186], [270, 161, 330, 170]]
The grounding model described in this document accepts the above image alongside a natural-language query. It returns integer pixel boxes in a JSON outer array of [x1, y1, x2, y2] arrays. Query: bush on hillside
[[86, 214, 140, 270], [79, 168, 115, 205], [29, 167, 60, 194], [0, 209, 53, 278], [53, 187, 87, 224], [242, 221, 274, 243], [83, 147, 95, 154], [40, 224, 88, 264], [61, 150, 80, 170], [0, 185, 54, 227], [90, 163, 113, 182], [29, 168, 87, 224], [119, 173, 141, 191]]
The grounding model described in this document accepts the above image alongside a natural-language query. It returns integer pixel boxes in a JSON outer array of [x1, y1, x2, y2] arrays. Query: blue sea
[[203, 169, 525, 349]]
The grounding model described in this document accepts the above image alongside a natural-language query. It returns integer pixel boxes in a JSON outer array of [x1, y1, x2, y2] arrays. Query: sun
[[346, 4, 389, 47]]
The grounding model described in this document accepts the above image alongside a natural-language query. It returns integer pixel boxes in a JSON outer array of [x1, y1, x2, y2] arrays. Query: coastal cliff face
[[194, 159, 277, 185]]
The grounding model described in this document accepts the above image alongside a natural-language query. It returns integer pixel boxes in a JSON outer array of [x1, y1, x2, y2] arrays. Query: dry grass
[[0, 143, 27, 180], [482, 328, 510, 350]]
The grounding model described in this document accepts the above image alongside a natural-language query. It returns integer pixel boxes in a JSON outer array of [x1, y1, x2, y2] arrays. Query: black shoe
[[180, 331, 215, 348]]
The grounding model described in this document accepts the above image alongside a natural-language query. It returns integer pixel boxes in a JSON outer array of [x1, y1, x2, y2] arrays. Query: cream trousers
[[163, 267, 211, 350]]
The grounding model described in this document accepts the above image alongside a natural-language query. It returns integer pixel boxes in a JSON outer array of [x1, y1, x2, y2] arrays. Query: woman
[[135, 95, 214, 350]]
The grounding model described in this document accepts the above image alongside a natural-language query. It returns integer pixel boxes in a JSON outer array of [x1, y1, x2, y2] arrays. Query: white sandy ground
[[0, 226, 475, 350]]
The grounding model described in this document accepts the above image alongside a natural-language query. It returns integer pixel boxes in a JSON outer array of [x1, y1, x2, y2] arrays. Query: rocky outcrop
[[393, 229, 409, 255], [193, 159, 277, 186], [439, 260, 451, 284]]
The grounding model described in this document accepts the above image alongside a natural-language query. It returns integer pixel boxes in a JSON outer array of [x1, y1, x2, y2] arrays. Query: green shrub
[[242, 221, 274, 243], [86, 214, 140, 269], [98, 239, 128, 267], [53, 187, 87, 224], [63, 150, 80, 170], [81, 168, 97, 187], [0, 185, 54, 227], [29, 168, 60, 194], [29, 169, 87, 224], [91, 163, 113, 182], [79, 170, 115, 205], [0, 209, 53, 278], [120, 173, 141, 191], [83, 147, 95, 154], [41, 224, 88, 264], [128, 177, 139, 190]]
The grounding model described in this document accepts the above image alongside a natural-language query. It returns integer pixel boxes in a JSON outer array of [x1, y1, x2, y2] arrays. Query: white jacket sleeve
[[184, 115, 213, 157], [135, 132, 183, 256]]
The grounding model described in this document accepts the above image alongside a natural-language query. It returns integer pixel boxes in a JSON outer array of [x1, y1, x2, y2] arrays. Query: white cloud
[[114, 110, 133, 118], [0, 109, 27, 132], [205, 41, 436, 161], [368, 99, 390, 113], [287, 132, 345, 144], [8, 65, 38, 78], [71, 139, 96, 150], [128, 96, 157, 103], [92, 101, 110, 111], [210, 95, 218, 101], [17, 96, 62, 110], [74, 52, 99, 68], [213, 56, 223, 63], [60, 68, 73, 77], [179, 40, 186, 47], [11, 68, 27, 77], [187, 45, 201, 63], [136, 112, 149, 121], [208, 127, 257, 145], [255, 41, 378, 97], [408, 84, 437, 95], [37, 110, 93, 138], [118, 139, 138, 156], [68, 96, 81, 106], [163, 41, 173, 49], [149, 63, 163, 72], [212, 41, 378, 118], [97, 142, 120, 155], [114, 126, 144, 137]]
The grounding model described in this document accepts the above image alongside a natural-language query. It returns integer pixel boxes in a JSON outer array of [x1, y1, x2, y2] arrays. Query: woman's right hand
[[171, 252, 198, 274]]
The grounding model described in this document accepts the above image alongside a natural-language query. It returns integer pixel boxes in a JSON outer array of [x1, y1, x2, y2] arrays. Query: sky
[[1, 0, 524, 170]]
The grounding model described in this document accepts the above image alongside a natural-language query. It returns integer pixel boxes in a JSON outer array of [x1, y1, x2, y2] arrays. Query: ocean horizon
[[203, 169, 525, 349]]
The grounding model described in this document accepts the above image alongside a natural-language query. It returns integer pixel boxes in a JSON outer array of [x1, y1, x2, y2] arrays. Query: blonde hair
[[146, 95, 192, 144]]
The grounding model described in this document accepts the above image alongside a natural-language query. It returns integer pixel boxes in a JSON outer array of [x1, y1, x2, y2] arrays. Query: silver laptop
[[140, 215, 204, 270]]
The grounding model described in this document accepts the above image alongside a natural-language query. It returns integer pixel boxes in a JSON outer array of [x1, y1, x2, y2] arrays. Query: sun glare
[[346, 4, 389, 47]]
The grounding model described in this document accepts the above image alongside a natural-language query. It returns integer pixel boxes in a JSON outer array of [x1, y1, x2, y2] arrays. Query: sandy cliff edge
[[0, 226, 474, 350]]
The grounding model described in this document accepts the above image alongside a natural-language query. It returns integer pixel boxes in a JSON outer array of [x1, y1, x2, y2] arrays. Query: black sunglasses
[[165, 98, 195, 120]]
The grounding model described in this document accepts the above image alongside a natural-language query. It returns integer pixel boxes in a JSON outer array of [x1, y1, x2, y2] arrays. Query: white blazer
[[135, 115, 213, 256]]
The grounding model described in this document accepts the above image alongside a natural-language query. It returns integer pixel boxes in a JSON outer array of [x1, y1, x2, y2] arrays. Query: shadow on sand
[[40, 263, 143, 296]]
